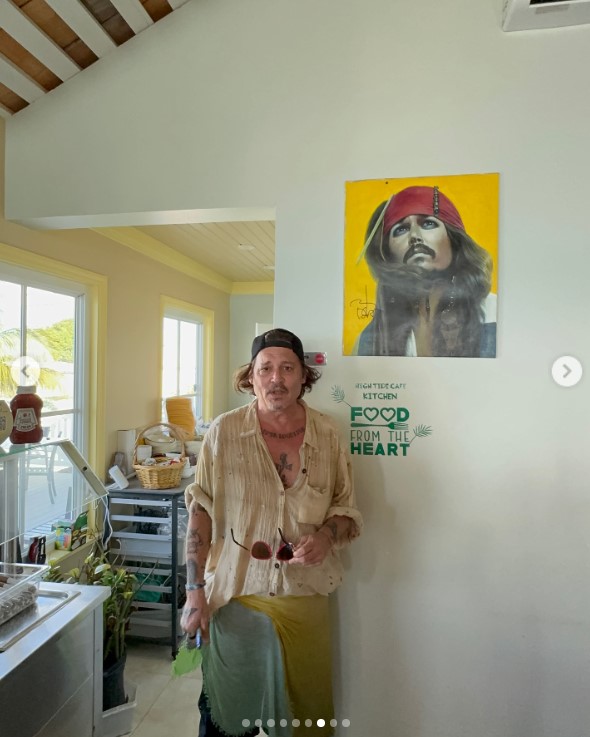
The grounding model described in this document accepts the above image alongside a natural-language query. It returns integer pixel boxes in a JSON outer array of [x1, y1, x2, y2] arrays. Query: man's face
[[250, 347, 305, 412], [386, 214, 452, 271]]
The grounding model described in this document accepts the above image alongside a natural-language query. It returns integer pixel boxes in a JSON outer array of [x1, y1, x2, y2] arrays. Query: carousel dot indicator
[[330, 719, 338, 728], [267, 719, 275, 728], [342, 718, 351, 727], [305, 719, 312, 727], [292, 719, 301, 727], [242, 720, 250, 728], [254, 719, 262, 728], [280, 719, 288, 727], [317, 718, 326, 727]]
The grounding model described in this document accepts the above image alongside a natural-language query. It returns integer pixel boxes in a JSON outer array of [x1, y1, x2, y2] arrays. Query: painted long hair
[[362, 200, 493, 357]]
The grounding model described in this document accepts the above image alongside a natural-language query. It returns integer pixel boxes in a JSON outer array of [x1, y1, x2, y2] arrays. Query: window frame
[[0, 242, 107, 473], [160, 296, 214, 424]]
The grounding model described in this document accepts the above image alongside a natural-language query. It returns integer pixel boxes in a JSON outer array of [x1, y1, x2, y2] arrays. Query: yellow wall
[[0, 126, 229, 478]]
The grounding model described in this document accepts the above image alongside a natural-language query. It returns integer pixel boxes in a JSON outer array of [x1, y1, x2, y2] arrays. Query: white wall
[[228, 293, 274, 410], [5, 2, 590, 735]]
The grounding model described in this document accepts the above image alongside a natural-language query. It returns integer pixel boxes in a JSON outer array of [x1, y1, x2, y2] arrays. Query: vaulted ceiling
[[0, 0, 189, 117], [0, 0, 276, 287]]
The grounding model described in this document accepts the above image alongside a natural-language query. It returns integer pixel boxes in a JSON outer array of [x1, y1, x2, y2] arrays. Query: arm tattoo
[[186, 528, 204, 555], [186, 501, 211, 584], [322, 520, 338, 543], [186, 560, 205, 582], [319, 516, 354, 545]]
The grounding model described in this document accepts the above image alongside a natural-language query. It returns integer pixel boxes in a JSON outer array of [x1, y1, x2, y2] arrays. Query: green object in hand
[[171, 635, 203, 677]]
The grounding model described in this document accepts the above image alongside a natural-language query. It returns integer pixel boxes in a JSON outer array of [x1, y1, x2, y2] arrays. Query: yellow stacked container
[[165, 397, 196, 438]]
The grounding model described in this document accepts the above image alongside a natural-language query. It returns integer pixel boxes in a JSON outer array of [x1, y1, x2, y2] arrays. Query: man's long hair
[[233, 360, 321, 398], [362, 201, 493, 357]]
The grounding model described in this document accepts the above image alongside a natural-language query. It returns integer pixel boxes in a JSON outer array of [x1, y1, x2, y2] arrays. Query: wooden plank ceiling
[[99, 220, 277, 287], [0, 0, 189, 116], [138, 221, 276, 284]]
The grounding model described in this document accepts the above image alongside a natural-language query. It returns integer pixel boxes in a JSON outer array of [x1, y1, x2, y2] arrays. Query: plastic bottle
[[10, 386, 43, 444], [27, 537, 39, 564]]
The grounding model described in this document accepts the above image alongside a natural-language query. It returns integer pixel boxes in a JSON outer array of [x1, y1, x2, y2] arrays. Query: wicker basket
[[133, 422, 187, 489]]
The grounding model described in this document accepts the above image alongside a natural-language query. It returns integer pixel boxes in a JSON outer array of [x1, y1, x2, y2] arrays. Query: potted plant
[[46, 542, 139, 710]]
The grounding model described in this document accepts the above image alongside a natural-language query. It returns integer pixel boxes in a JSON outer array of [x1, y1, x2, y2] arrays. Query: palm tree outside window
[[0, 272, 88, 535]]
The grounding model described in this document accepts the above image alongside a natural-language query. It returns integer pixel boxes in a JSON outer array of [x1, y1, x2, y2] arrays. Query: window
[[0, 244, 107, 542], [0, 280, 81, 445], [161, 297, 213, 425]]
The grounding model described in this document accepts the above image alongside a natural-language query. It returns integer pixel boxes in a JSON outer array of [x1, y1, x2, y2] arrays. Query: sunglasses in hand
[[230, 527, 295, 561]]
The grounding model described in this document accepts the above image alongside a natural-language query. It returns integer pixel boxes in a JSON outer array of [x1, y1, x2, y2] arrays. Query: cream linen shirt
[[185, 399, 362, 614]]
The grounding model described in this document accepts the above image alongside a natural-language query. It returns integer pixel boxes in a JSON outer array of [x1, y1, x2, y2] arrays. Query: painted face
[[386, 214, 452, 271], [250, 347, 305, 412]]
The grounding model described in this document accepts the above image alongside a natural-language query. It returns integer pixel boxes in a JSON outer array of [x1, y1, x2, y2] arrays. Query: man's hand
[[289, 529, 333, 566], [180, 589, 210, 643], [290, 515, 355, 566]]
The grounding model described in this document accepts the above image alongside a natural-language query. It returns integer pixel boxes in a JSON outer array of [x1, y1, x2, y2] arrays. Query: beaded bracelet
[[185, 582, 206, 591]]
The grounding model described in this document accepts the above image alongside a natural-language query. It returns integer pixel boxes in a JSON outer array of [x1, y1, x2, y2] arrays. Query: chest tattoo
[[262, 426, 305, 440], [275, 453, 293, 486]]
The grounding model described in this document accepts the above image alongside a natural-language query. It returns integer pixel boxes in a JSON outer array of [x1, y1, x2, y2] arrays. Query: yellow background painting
[[343, 172, 499, 355]]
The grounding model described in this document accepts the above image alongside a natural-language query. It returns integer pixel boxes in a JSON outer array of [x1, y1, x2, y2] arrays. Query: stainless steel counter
[[0, 582, 109, 737]]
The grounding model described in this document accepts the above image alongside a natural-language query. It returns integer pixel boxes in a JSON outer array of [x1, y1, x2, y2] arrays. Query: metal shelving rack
[[108, 477, 190, 657]]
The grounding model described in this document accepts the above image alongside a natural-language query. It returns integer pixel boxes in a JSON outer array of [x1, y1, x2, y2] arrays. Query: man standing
[[181, 328, 362, 737]]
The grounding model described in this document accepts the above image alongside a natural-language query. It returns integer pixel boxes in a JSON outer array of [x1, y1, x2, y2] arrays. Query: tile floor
[[125, 640, 273, 737], [125, 639, 203, 736]]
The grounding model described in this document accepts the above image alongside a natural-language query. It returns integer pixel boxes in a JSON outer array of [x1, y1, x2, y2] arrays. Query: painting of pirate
[[354, 185, 496, 357]]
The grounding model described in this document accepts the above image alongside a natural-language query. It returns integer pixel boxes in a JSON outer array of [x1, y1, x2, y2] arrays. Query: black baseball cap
[[251, 328, 305, 362]]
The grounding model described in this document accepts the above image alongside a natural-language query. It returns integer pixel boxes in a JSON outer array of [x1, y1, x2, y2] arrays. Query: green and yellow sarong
[[202, 595, 334, 737]]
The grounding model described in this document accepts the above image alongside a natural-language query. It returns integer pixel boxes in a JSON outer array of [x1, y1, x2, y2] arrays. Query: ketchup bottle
[[10, 386, 43, 444]]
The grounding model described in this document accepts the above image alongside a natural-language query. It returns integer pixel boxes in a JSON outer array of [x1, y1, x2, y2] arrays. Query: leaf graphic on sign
[[331, 386, 351, 407], [409, 425, 433, 445]]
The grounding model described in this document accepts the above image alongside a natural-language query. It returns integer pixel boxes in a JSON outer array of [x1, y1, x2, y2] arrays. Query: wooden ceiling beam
[[0, 55, 44, 102], [44, 0, 117, 57], [109, 0, 153, 34], [0, 0, 80, 80]]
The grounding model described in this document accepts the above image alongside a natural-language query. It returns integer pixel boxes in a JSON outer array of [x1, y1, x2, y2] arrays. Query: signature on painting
[[350, 287, 375, 320]]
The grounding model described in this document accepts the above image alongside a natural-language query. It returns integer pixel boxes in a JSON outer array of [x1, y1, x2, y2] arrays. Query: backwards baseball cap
[[251, 328, 305, 362]]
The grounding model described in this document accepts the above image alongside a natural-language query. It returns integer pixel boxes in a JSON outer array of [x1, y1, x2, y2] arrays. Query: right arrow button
[[552, 356, 582, 387]]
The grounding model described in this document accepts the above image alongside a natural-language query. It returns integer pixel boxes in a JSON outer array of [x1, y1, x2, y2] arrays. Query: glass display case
[[0, 438, 108, 564], [0, 438, 109, 632]]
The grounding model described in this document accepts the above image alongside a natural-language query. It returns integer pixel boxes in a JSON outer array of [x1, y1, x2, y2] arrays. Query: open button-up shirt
[[185, 400, 363, 614]]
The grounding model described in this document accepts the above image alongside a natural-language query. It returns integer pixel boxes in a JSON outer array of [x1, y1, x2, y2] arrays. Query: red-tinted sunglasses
[[230, 527, 294, 561]]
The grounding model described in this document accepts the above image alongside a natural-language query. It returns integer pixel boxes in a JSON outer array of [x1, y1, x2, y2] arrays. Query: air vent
[[503, 0, 590, 30]]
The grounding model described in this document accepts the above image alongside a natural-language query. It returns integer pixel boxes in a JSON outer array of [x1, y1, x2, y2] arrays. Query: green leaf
[[171, 640, 202, 677]]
